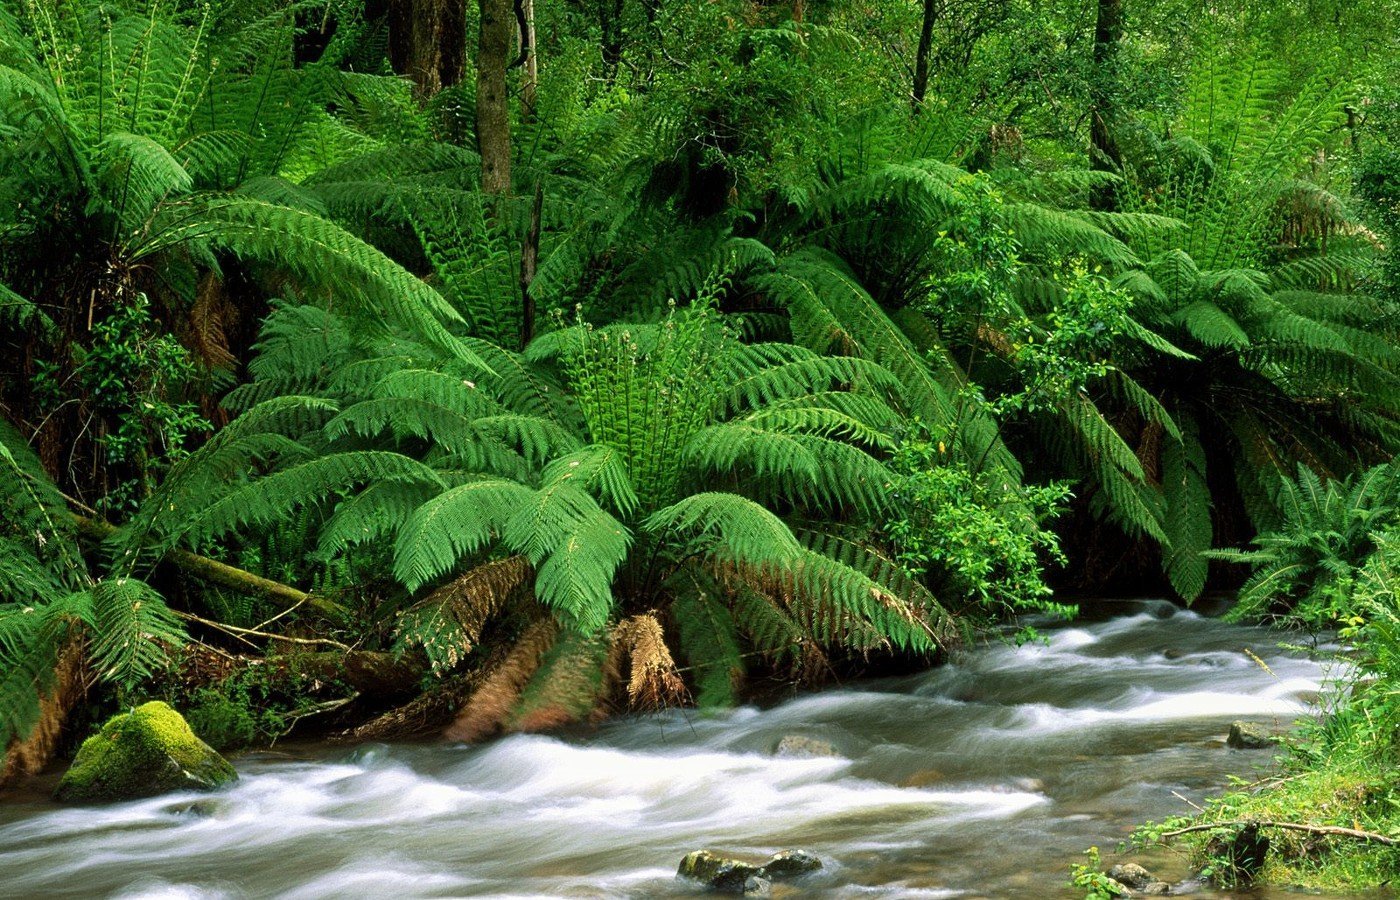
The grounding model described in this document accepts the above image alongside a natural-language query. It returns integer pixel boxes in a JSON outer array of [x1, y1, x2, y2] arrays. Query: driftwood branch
[[1161, 820, 1400, 846]]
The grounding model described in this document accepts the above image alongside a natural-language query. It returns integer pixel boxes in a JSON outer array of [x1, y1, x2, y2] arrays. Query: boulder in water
[[1226, 722, 1273, 749], [678, 851, 764, 893], [1107, 863, 1156, 890], [759, 849, 822, 879], [678, 849, 824, 893], [773, 735, 839, 758], [55, 702, 238, 803], [1142, 882, 1172, 895]]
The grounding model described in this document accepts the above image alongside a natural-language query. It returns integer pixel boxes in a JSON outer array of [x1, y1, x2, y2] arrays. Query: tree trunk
[[1089, 0, 1124, 210], [477, 0, 514, 195], [911, 0, 940, 111], [387, 0, 468, 100], [520, 0, 538, 118], [598, 0, 626, 81]]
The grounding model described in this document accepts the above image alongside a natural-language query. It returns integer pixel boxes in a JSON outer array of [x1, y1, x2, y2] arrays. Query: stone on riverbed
[[678, 849, 823, 894], [1226, 721, 1273, 749], [678, 851, 763, 893], [759, 849, 822, 879], [55, 702, 238, 803], [1107, 863, 1157, 890], [772, 735, 839, 758]]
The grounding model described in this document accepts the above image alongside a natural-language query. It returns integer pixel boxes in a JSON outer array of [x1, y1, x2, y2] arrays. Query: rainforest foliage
[[0, 0, 1397, 772]]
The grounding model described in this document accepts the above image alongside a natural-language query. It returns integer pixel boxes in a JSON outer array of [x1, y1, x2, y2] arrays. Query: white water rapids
[[0, 600, 1362, 898]]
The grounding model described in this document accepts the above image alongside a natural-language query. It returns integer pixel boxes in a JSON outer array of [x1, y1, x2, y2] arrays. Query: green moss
[[1139, 757, 1400, 890], [185, 690, 258, 752], [54, 701, 238, 803]]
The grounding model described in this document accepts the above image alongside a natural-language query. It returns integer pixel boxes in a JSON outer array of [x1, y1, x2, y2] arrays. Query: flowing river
[[0, 599, 1371, 899]]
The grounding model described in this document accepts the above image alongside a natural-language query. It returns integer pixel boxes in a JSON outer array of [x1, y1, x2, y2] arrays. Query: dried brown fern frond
[[614, 613, 688, 711], [188, 273, 237, 372], [444, 617, 556, 743]]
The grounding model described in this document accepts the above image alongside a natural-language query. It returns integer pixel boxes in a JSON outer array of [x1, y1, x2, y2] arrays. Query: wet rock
[[162, 798, 226, 818], [759, 849, 822, 879], [1143, 882, 1172, 895], [678, 851, 764, 894], [1226, 722, 1273, 749], [1163, 648, 1186, 660], [903, 768, 945, 787], [678, 849, 823, 894], [55, 702, 238, 803], [773, 735, 838, 758], [1107, 863, 1156, 890]]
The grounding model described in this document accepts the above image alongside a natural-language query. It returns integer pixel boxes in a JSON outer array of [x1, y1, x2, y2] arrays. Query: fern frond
[[86, 578, 186, 690], [395, 556, 532, 674]]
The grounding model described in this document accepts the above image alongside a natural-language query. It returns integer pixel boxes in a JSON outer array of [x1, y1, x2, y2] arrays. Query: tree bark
[[280, 651, 427, 697], [911, 0, 940, 111], [1089, 0, 1124, 210], [477, 0, 514, 195], [387, 0, 468, 100]]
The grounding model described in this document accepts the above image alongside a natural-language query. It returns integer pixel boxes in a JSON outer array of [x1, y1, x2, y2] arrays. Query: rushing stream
[[0, 599, 1372, 899]]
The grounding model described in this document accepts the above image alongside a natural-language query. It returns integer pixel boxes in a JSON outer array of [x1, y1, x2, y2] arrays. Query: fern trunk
[[0, 637, 85, 789]]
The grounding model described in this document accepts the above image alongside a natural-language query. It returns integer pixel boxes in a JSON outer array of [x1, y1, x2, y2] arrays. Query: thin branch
[[173, 610, 352, 652], [1160, 820, 1400, 846]]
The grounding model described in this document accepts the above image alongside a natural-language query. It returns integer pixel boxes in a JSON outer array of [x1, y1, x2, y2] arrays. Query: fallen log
[[73, 515, 342, 617]]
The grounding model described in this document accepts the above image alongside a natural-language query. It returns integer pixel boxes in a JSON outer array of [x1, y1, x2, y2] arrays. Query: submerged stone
[[1226, 721, 1273, 749], [772, 735, 839, 758], [1107, 863, 1156, 890], [758, 849, 822, 879], [678, 849, 824, 894], [55, 701, 238, 803], [678, 851, 763, 894]]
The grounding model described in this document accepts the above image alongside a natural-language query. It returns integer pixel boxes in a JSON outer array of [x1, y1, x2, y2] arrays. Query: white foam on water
[[0, 605, 1338, 898]]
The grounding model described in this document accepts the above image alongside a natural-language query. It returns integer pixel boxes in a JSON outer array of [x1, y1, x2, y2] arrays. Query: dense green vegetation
[[0, 3, 1396, 885]]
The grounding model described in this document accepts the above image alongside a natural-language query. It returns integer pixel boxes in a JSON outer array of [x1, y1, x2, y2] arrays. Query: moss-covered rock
[[54, 702, 238, 803], [1227, 721, 1274, 749]]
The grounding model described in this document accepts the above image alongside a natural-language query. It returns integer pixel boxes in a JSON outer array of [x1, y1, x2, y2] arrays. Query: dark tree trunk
[[1089, 0, 1124, 210], [477, 0, 514, 195], [519, 0, 538, 117], [912, 0, 939, 110], [598, 0, 626, 80], [386, 0, 468, 100]]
